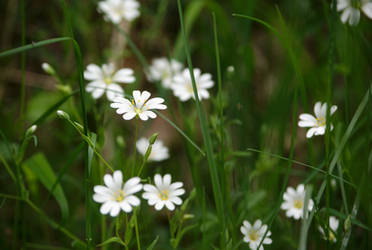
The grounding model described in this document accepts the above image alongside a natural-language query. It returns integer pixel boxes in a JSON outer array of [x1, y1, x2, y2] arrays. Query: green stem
[[176, 0, 225, 247], [133, 211, 141, 250], [132, 118, 139, 177]]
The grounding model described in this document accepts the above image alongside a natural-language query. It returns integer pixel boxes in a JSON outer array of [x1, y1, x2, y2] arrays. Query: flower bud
[[56, 110, 70, 119], [41, 62, 56, 75], [149, 133, 159, 145]]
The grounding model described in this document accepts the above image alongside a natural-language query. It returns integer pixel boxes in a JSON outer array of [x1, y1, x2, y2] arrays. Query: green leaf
[[23, 153, 69, 219], [97, 237, 126, 247], [146, 235, 159, 250]]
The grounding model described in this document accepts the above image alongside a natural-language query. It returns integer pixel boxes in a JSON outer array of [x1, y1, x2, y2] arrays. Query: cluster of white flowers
[[93, 171, 185, 216], [147, 57, 215, 102], [337, 0, 372, 25]]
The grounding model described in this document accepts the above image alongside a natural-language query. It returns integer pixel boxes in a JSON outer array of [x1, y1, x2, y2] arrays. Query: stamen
[[158, 189, 169, 200], [294, 199, 303, 209]]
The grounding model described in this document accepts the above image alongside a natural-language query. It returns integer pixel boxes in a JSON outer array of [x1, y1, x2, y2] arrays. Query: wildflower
[[298, 101, 337, 138], [84, 63, 135, 101], [337, 0, 372, 25], [142, 174, 185, 211], [240, 219, 272, 250], [171, 68, 214, 102], [281, 184, 314, 220], [318, 216, 339, 243], [98, 0, 140, 24], [147, 57, 183, 89], [93, 170, 142, 216], [136, 137, 169, 161], [110, 90, 167, 121]]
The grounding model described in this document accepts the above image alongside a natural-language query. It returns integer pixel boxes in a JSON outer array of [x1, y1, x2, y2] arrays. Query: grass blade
[[176, 0, 225, 246]]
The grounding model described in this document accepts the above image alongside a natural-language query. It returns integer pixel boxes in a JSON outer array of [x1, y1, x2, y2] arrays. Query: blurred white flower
[[171, 68, 214, 102], [240, 219, 272, 250], [84, 63, 135, 101], [227, 65, 235, 73], [98, 0, 140, 24], [298, 101, 337, 138], [147, 57, 183, 89], [142, 174, 185, 211], [281, 184, 314, 220], [136, 137, 169, 161], [337, 0, 372, 25], [110, 90, 167, 121], [93, 170, 142, 217], [318, 216, 339, 243]]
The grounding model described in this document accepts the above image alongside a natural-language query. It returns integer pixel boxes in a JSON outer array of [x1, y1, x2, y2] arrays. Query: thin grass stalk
[[60, 1, 90, 247], [176, 0, 226, 246], [298, 185, 313, 250], [324, 3, 337, 249], [19, 0, 26, 121]]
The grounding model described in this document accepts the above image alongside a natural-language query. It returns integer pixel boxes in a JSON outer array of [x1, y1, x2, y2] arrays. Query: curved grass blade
[[0, 37, 71, 58], [176, 0, 225, 245], [155, 111, 205, 156]]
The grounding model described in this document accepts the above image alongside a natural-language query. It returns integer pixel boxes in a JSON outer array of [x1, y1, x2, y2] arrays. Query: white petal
[[112, 68, 135, 83], [155, 201, 164, 210], [306, 127, 318, 138], [93, 194, 110, 203], [104, 174, 115, 189], [165, 200, 175, 210], [120, 201, 132, 213], [110, 204, 121, 217], [169, 196, 182, 205], [170, 182, 183, 190], [106, 83, 124, 101], [341, 8, 352, 23], [123, 112, 137, 120], [253, 220, 262, 230], [143, 184, 158, 193], [138, 112, 149, 121], [171, 188, 185, 196], [314, 102, 322, 117], [126, 195, 141, 206], [163, 174, 172, 186], [100, 201, 115, 215], [362, 3, 372, 19], [348, 8, 360, 25], [154, 174, 162, 187]]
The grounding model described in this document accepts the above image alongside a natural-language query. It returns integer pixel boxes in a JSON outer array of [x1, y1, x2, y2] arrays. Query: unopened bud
[[56, 110, 70, 119], [116, 136, 125, 148], [41, 62, 55, 75], [149, 133, 158, 145], [25, 125, 37, 136], [183, 214, 194, 220]]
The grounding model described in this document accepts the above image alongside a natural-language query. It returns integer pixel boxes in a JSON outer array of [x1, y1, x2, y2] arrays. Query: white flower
[[136, 137, 169, 161], [110, 90, 167, 121], [337, 0, 372, 25], [281, 184, 314, 220], [142, 174, 185, 211], [171, 68, 214, 102], [93, 170, 142, 216], [84, 63, 135, 101], [298, 101, 337, 138], [147, 57, 183, 89], [318, 216, 339, 243], [240, 219, 272, 250], [98, 0, 140, 24]]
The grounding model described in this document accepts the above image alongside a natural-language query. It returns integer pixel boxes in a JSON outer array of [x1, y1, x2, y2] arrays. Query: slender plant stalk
[[176, 0, 226, 247], [133, 211, 141, 250]]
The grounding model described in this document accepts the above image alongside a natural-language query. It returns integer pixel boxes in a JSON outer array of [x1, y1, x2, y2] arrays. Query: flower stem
[[132, 117, 139, 177], [133, 210, 141, 250]]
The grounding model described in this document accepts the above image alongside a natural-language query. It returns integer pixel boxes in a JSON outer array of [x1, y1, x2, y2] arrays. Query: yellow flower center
[[104, 77, 112, 85], [131, 99, 146, 114], [294, 199, 303, 209], [329, 231, 336, 242], [158, 189, 169, 201], [115, 190, 125, 202], [249, 230, 259, 241], [186, 83, 195, 94], [316, 117, 326, 127]]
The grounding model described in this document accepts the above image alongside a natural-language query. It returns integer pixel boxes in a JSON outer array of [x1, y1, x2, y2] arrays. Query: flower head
[[110, 90, 167, 121], [318, 216, 339, 243], [281, 184, 314, 220], [142, 174, 185, 211], [84, 63, 135, 101], [136, 137, 169, 161], [98, 0, 140, 24], [171, 68, 214, 102], [240, 219, 272, 250], [337, 0, 372, 25], [298, 101, 337, 138], [147, 57, 183, 89], [93, 171, 142, 216]]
